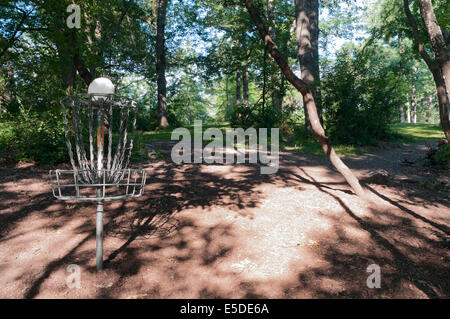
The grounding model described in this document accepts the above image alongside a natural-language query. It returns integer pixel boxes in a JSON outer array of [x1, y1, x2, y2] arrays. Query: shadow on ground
[[0, 144, 448, 298]]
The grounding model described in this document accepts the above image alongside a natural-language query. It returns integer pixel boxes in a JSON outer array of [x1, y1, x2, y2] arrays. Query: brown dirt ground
[[0, 141, 449, 299]]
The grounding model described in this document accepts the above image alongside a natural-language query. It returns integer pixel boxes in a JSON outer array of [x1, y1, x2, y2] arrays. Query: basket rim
[[48, 168, 147, 202]]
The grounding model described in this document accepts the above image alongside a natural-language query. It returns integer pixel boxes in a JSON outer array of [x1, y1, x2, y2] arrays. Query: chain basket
[[60, 93, 139, 185], [50, 80, 146, 271]]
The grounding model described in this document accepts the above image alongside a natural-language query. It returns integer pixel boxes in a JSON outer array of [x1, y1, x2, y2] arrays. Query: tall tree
[[295, 0, 321, 130], [244, 0, 366, 199], [410, 66, 418, 123], [243, 65, 249, 108], [403, 0, 450, 141], [156, 0, 169, 128], [236, 67, 242, 107], [267, 0, 282, 114]]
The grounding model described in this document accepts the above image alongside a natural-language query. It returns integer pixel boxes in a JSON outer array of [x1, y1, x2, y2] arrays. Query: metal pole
[[96, 200, 104, 271], [96, 102, 105, 272]]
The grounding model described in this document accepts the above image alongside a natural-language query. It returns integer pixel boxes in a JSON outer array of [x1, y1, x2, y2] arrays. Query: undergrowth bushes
[[0, 110, 67, 165]]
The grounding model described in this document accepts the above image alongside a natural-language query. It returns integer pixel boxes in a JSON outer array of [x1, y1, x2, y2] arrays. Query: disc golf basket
[[49, 78, 146, 271]]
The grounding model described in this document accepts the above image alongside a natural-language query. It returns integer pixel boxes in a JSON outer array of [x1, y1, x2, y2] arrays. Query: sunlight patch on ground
[[216, 186, 336, 282]]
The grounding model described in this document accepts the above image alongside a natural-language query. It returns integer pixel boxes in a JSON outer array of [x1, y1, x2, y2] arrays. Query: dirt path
[[0, 141, 448, 298]]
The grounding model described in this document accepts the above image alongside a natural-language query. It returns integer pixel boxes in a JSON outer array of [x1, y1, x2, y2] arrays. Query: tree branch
[[244, 0, 309, 94], [0, 11, 29, 60], [402, 0, 436, 70], [21, 27, 48, 31], [103, 0, 132, 45], [74, 52, 95, 85], [418, 0, 449, 64]]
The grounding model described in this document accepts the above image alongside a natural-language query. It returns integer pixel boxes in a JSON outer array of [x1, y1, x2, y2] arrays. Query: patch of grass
[[283, 123, 446, 157], [137, 122, 446, 158], [137, 122, 253, 147], [389, 123, 445, 143], [137, 122, 232, 142], [136, 129, 173, 142], [282, 139, 369, 156]]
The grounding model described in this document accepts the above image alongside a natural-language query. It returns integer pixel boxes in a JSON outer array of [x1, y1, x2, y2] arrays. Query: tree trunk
[[411, 83, 417, 123], [398, 36, 406, 123], [54, 29, 77, 95], [187, 92, 192, 125], [295, 0, 321, 131], [418, 0, 450, 135], [236, 67, 242, 107], [226, 75, 230, 121], [425, 95, 433, 123], [244, 0, 366, 199], [432, 69, 450, 135], [156, 0, 169, 129], [243, 65, 249, 108], [262, 47, 267, 114], [279, 37, 288, 114], [407, 97, 411, 123], [267, 0, 282, 114], [5, 59, 18, 113], [400, 104, 405, 123], [66, 56, 77, 95], [403, 0, 450, 141]]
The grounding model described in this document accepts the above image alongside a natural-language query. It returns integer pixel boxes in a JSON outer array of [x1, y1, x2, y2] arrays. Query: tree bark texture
[[236, 67, 242, 107], [295, 0, 321, 131], [156, 0, 169, 128], [243, 65, 249, 108]]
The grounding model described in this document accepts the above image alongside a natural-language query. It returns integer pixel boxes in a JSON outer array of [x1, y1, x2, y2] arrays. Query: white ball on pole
[[88, 77, 115, 100]]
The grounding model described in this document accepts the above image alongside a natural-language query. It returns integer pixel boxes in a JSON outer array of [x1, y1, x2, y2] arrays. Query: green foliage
[[129, 132, 149, 162], [167, 47, 211, 126], [1, 0, 447, 168], [322, 44, 403, 145], [0, 111, 67, 165], [423, 142, 450, 169], [434, 143, 450, 169]]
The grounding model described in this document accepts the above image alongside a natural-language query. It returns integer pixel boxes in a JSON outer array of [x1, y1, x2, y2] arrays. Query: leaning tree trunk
[[156, 0, 169, 129], [295, 0, 321, 131], [244, 0, 366, 199], [403, 0, 450, 141]]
